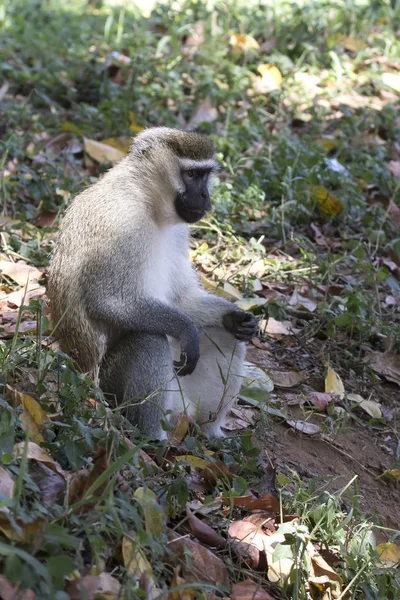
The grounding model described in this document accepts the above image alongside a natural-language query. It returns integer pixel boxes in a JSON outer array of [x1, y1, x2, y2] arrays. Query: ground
[[0, 0, 400, 599]]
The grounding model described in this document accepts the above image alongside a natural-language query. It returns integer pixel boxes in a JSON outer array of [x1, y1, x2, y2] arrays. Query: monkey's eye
[[186, 170, 194, 178]]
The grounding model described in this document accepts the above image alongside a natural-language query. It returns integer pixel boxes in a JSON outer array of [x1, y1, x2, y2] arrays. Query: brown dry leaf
[[347, 393, 382, 418], [389, 161, 400, 178], [2, 320, 37, 336], [31, 464, 66, 506], [260, 317, 299, 337], [13, 441, 65, 477], [198, 458, 233, 486], [308, 392, 333, 412], [223, 407, 258, 431], [228, 520, 270, 552], [167, 531, 229, 586], [309, 544, 343, 597], [0, 467, 14, 513], [254, 64, 282, 93], [66, 573, 120, 600], [286, 420, 321, 435], [35, 209, 58, 228], [83, 137, 126, 163], [5, 285, 46, 308], [270, 370, 307, 388], [186, 508, 226, 549], [184, 20, 205, 55], [376, 542, 400, 566], [0, 261, 42, 286], [325, 364, 345, 399], [168, 566, 196, 600], [388, 200, 400, 227], [67, 469, 90, 504], [242, 494, 280, 513], [122, 535, 155, 584], [186, 97, 218, 129], [310, 186, 344, 217], [122, 436, 158, 466], [77, 447, 109, 507], [365, 351, 400, 386], [0, 519, 43, 542], [230, 33, 259, 52], [0, 575, 35, 600], [7, 386, 48, 443], [171, 413, 189, 445], [288, 289, 317, 312], [231, 579, 274, 600]]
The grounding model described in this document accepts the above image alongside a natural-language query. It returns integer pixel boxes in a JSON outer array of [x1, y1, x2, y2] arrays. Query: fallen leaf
[[200, 275, 243, 300], [0, 261, 42, 286], [268, 557, 295, 587], [325, 365, 345, 399], [30, 463, 66, 506], [35, 210, 58, 228], [241, 362, 274, 399], [0, 575, 35, 600], [376, 542, 400, 566], [0, 467, 14, 513], [66, 573, 120, 600], [13, 441, 65, 477], [61, 121, 83, 136], [254, 64, 282, 93], [186, 97, 218, 129], [5, 285, 46, 308], [83, 137, 126, 163], [388, 200, 400, 227], [365, 351, 400, 386], [230, 33, 259, 52], [0, 519, 43, 542], [231, 579, 274, 600], [235, 297, 268, 311], [382, 72, 400, 93], [167, 531, 229, 586], [288, 289, 317, 312], [186, 508, 226, 548], [347, 394, 382, 419], [379, 469, 400, 481], [286, 420, 321, 435], [308, 392, 333, 412], [337, 34, 367, 52], [122, 535, 155, 584], [176, 455, 210, 470], [101, 136, 132, 153], [309, 543, 343, 596], [170, 413, 189, 445], [260, 317, 299, 337], [311, 186, 344, 217], [270, 370, 307, 388], [134, 487, 165, 537], [168, 566, 196, 600], [7, 386, 48, 443], [389, 161, 400, 179]]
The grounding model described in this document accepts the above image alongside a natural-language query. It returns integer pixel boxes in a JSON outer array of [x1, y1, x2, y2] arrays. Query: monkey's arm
[[86, 296, 200, 376], [177, 289, 258, 342]]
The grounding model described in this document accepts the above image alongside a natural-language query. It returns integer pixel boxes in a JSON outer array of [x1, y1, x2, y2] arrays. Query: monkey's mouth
[[178, 208, 207, 223]]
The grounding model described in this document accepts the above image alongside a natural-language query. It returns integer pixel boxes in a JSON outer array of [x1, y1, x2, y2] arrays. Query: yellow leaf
[[0, 518, 42, 542], [268, 557, 295, 586], [255, 64, 282, 92], [311, 185, 344, 217], [337, 34, 367, 52], [168, 566, 196, 600], [61, 121, 83, 136], [176, 455, 210, 469], [8, 387, 48, 443], [129, 112, 145, 134], [325, 364, 345, 399], [100, 137, 132, 154], [235, 297, 267, 311], [347, 393, 382, 418], [317, 138, 337, 151], [13, 441, 65, 476], [170, 413, 189, 445], [376, 542, 400, 566], [380, 469, 400, 480], [83, 137, 126, 163], [230, 33, 259, 52], [133, 488, 165, 537], [200, 275, 243, 300], [382, 72, 400, 94], [122, 536, 154, 581]]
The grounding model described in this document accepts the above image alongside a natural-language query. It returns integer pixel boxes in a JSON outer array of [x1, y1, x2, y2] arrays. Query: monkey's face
[[175, 169, 212, 224]]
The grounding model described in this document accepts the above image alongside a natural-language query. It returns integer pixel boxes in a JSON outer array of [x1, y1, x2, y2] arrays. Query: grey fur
[[48, 127, 258, 439]]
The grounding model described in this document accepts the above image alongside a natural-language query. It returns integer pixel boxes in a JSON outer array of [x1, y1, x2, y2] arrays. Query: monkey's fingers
[[174, 353, 195, 377]]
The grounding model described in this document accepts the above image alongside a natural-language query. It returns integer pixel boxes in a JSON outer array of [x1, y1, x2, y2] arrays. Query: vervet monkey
[[48, 127, 258, 439]]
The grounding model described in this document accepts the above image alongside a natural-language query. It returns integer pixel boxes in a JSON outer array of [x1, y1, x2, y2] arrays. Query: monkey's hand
[[222, 310, 258, 342], [174, 325, 200, 376]]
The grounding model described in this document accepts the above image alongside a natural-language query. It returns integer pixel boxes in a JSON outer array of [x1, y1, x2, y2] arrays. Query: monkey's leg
[[176, 329, 246, 437], [100, 333, 175, 440]]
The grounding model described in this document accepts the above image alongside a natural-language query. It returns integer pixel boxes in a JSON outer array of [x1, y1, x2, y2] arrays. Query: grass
[[0, 0, 400, 598]]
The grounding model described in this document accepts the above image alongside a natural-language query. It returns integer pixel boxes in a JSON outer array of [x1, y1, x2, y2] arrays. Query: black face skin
[[175, 169, 212, 223]]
